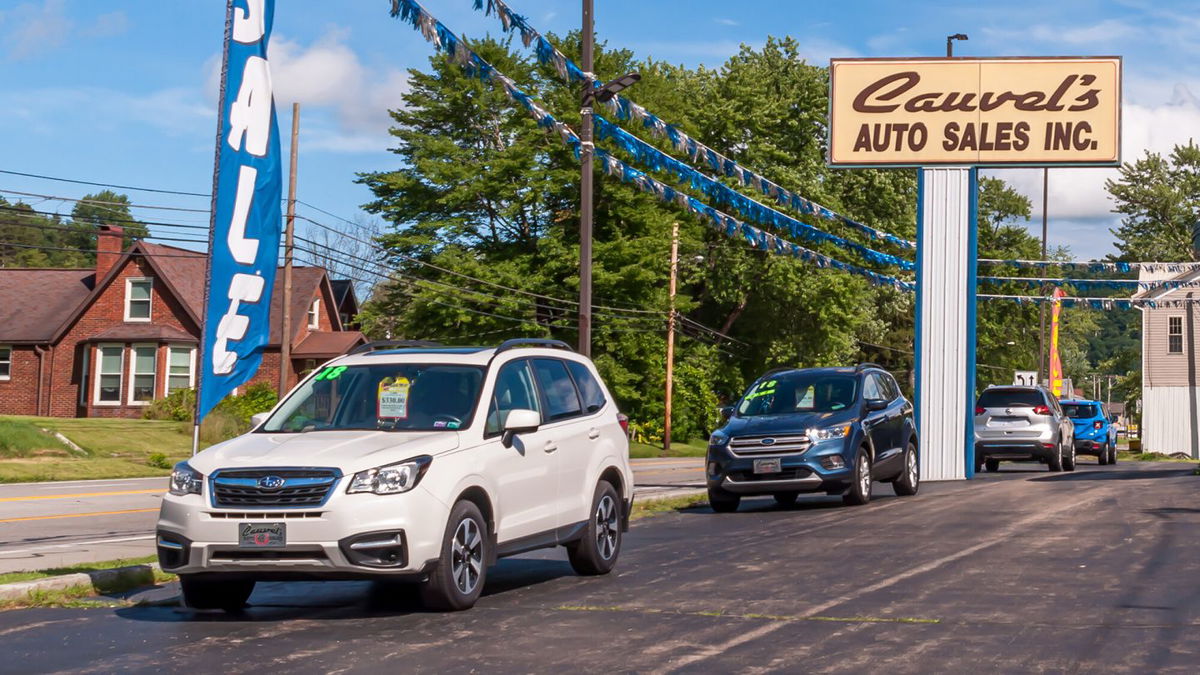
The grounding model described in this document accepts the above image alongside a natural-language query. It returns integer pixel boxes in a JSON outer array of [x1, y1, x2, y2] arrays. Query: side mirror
[[865, 399, 888, 412], [720, 406, 734, 420], [501, 409, 541, 448], [250, 412, 270, 429]]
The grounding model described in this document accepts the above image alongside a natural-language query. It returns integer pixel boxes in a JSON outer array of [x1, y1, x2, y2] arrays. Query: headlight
[[348, 456, 433, 495], [808, 425, 852, 441], [709, 431, 729, 447], [169, 461, 203, 496]]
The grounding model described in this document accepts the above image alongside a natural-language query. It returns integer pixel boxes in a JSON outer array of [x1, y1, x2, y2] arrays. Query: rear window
[[1063, 404, 1099, 419], [977, 389, 1044, 408]]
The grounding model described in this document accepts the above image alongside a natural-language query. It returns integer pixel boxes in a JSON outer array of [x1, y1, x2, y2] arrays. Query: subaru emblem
[[257, 475, 286, 490], [760, 438, 777, 446]]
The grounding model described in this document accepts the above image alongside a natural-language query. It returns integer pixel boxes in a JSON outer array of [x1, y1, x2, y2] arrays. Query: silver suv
[[973, 386, 1075, 473]]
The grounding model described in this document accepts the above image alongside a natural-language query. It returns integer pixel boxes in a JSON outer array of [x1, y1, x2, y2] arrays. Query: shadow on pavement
[[1029, 467, 1197, 482], [115, 557, 577, 623]]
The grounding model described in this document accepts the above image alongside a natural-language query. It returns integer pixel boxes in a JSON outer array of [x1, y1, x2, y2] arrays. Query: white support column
[[916, 167, 978, 481]]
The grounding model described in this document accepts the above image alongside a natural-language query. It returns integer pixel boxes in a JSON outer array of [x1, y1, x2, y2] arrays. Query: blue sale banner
[[198, 0, 281, 420]]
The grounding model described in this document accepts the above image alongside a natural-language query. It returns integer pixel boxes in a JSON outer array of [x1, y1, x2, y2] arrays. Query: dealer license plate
[[753, 458, 782, 474], [239, 522, 286, 548], [990, 418, 1026, 428]]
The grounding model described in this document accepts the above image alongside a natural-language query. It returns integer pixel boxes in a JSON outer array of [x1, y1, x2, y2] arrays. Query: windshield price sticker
[[377, 377, 411, 419], [828, 57, 1121, 167]]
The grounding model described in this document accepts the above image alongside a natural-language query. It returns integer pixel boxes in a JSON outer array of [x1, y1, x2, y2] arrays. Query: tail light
[[617, 413, 630, 438], [974, 407, 985, 415], [1032, 405, 1051, 415], [1093, 421, 1103, 430]]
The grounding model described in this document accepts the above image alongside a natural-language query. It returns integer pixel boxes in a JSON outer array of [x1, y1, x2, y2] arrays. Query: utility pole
[[1039, 167, 1048, 383], [663, 222, 679, 456], [578, 0, 595, 357], [278, 102, 299, 397]]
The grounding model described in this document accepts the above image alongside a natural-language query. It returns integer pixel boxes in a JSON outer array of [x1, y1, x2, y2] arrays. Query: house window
[[0, 345, 10, 380], [1169, 316, 1184, 353], [95, 344, 123, 404], [125, 278, 153, 322], [308, 298, 320, 329], [129, 344, 157, 404], [167, 346, 195, 393]]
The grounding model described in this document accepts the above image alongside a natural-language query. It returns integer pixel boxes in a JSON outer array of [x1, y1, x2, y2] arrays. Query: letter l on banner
[[198, 0, 282, 423]]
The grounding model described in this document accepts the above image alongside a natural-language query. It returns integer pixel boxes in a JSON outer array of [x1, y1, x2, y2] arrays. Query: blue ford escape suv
[[706, 364, 918, 512]]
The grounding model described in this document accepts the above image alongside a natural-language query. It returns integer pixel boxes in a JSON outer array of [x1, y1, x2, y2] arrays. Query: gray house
[[1133, 267, 1200, 457]]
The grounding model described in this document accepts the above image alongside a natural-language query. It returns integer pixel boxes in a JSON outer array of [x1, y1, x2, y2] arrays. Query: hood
[[717, 408, 859, 437], [189, 429, 461, 475]]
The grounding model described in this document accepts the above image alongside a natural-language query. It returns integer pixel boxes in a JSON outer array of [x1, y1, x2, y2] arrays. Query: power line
[[0, 188, 211, 214], [0, 168, 210, 198], [0, 241, 206, 259]]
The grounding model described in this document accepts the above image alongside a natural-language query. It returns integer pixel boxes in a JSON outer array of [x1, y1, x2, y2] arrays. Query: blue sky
[[1, 0, 1199, 261]]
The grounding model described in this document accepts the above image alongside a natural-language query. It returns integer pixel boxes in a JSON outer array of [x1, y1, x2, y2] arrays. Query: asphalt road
[[0, 459, 706, 573], [4, 459, 1199, 673]]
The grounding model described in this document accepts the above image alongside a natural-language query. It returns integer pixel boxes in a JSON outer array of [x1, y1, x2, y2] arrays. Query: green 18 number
[[313, 365, 347, 381]]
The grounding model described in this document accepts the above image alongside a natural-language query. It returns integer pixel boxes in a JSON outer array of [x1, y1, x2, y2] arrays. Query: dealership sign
[[828, 57, 1121, 166]]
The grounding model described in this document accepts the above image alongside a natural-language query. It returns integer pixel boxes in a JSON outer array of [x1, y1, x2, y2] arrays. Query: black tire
[[772, 491, 799, 506], [974, 455, 984, 474], [893, 443, 919, 497], [419, 500, 488, 611], [985, 458, 1001, 473], [1109, 444, 1118, 465], [567, 481, 622, 576], [1047, 442, 1064, 472], [708, 486, 740, 513], [843, 449, 872, 506], [1063, 443, 1077, 472], [179, 575, 255, 611], [1097, 443, 1109, 465]]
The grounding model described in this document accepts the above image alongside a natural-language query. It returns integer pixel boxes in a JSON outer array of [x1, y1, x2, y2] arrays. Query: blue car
[[706, 364, 918, 512], [1061, 399, 1118, 465]]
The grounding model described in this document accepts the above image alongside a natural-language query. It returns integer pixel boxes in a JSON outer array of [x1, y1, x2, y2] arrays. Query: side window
[[880, 374, 900, 401], [532, 358, 583, 422], [486, 360, 540, 436], [863, 374, 883, 401], [566, 361, 606, 414]]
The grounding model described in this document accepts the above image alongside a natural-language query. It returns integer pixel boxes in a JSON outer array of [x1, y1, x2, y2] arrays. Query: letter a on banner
[[197, 0, 282, 423]]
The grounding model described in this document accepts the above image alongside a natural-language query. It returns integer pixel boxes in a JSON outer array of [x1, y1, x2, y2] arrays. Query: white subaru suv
[[157, 339, 633, 611]]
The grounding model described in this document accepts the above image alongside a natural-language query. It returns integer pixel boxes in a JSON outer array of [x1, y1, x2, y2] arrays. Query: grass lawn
[[0, 415, 211, 483], [0, 554, 176, 610], [628, 439, 709, 458]]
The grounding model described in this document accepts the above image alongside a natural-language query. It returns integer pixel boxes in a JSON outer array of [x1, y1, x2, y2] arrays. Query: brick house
[[0, 225, 365, 418]]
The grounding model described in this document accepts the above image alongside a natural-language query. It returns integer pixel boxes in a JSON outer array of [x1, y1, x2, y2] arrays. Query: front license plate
[[239, 522, 286, 548], [753, 458, 782, 474]]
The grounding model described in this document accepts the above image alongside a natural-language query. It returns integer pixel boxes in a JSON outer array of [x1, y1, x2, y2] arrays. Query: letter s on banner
[[198, 0, 282, 420]]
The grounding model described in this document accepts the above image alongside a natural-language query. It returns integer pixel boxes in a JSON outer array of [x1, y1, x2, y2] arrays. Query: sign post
[[829, 55, 1121, 480]]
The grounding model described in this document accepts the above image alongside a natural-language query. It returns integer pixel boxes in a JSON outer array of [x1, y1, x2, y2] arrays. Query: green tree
[[69, 190, 149, 251], [1107, 142, 1200, 261]]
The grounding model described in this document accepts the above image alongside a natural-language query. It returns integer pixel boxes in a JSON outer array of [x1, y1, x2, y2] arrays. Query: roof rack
[[346, 340, 444, 355], [856, 362, 886, 372], [759, 366, 797, 379], [492, 338, 574, 356]]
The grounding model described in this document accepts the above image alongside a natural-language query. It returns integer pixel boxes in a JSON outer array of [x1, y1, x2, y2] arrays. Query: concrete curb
[[0, 563, 160, 603]]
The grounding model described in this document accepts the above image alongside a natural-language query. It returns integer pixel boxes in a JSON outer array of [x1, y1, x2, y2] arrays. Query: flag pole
[[194, 0, 236, 457]]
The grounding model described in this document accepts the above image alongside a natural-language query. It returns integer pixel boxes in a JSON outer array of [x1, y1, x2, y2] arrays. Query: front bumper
[[156, 485, 450, 579], [706, 441, 851, 496]]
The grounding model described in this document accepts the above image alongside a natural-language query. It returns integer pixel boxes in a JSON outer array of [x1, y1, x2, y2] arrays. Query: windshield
[[977, 389, 1044, 408], [261, 363, 484, 433], [737, 373, 859, 416], [1063, 403, 1099, 419]]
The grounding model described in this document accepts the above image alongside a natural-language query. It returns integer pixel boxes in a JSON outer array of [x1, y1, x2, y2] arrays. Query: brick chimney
[[95, 224, 124, 280]]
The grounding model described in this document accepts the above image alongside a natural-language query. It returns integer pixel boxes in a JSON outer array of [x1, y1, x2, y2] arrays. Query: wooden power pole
[[278, 102, 300, 397], [663, 222, 679, 456]]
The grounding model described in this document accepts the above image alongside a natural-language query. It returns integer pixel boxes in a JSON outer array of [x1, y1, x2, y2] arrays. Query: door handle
[[588, 428, 600, 440], [544, 442, 558, 453]]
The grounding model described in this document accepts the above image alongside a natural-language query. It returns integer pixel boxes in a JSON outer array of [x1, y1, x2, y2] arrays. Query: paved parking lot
[[4, 459, 1200, 673]]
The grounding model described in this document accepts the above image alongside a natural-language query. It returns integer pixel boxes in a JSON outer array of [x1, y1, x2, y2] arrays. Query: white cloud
[[81, 11, 129, 39], [204, 28, 410, 154], [2, 0, 72, 60], [715, 18, 740, 27]]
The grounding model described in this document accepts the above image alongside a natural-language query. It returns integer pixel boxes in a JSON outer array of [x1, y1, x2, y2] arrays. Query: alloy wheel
[[595, 494, 619, 560], [858, 454, 871, 497], [907, 449, 918, 487], [451, 517, 483, 595]]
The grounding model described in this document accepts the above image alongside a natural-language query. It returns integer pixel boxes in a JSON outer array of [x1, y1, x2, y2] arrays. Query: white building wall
[[1143, 386, 1199, 457]]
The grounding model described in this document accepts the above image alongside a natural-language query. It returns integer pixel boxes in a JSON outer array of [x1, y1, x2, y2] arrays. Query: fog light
[[820, 455, 846, 470], [1042, 443, 1055, 449], [708, 462, 719, 475], [340, 531, 407, 568]]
